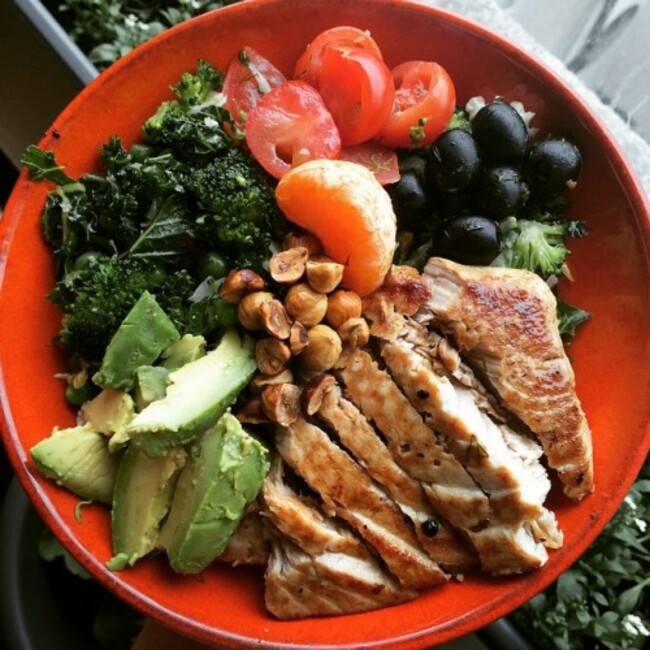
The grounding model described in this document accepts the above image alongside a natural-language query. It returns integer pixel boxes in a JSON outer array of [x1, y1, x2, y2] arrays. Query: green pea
[[214, 299, 237, 328], [65, 382, 96, 407], [198, 252, 229, 280], [145, 264, 168, 288], [73, 251, 107, 272]]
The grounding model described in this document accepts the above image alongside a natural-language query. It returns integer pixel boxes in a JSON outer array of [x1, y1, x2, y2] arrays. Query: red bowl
[[1, 0, 649, 648]]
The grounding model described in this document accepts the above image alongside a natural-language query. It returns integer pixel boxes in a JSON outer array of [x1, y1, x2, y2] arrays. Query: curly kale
[[142, 60, 232, 163], [492, 217, 570, 279], [49, 257, 196, 363], [189, 147, 288, 271], [25, 138, 197, 274], [56, 1, 232, 71]]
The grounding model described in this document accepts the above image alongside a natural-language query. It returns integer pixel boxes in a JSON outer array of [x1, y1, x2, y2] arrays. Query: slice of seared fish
[[275, 418, 448, 590], [262, 456, 417, 618], [315, 377, 477, 573], [418, 257, 593, 500], [265, 535, 417, 619]]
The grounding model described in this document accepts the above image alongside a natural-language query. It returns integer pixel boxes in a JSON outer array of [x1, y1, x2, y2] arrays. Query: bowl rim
[[1, 0, 650, 648]]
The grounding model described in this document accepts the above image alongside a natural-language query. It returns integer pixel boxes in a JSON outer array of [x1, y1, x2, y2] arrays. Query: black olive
[[472, 101, 528, 164], [425, 128, 480, 192], [433, 189, 473, 220], [388, 169, 429, 226], [421, 519, 440, 537], [436, 215, 499, 265], [474, 166, 528, 219], [525, 138, 583, 195], [398, 153, 427, 180]]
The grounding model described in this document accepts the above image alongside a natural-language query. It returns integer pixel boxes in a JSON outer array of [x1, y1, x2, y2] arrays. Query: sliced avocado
[[134, 366, 169, 412], [93, 291, 180, 391], [159, 412, 269, 574], [162, 334, 207, 371], [30, 424, 121, 504], [125, 329, 256, 457], [108, 443, 186, 571], [81, 389, 135, 435], [81, 388, 135, 453]]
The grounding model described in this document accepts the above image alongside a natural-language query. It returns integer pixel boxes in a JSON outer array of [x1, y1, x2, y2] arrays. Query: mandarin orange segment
[[275, 160, 397, 296]]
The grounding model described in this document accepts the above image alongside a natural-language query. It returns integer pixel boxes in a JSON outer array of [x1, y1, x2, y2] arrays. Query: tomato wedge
[[378, 61, 456, 149], [223, 46, 286, 131], [294, 25, 383, 86], [312, 45, 394, 146], [340, 142, 400, 185], [245, 80, 342, 179]]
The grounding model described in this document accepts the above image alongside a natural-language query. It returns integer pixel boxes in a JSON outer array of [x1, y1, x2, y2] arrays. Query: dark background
[[1, 149, 19, 498]]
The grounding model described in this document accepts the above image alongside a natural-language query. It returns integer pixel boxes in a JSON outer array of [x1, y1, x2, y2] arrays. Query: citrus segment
[[275, 160, 397, 296]]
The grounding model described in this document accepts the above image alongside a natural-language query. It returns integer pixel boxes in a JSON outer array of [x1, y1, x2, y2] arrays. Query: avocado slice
[[133, 366, 169, 412], [93, 291, 180, 391], [30, 424, 121, 504], [81, 389, 135, 435], [162, 334, 207, 371], [108, 443, 187, 571], [159, 412, 269, 574], [125, 329, 256, 457]]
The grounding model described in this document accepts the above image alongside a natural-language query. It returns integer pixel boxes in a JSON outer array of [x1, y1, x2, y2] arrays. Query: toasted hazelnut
[[256, 338, 291, 376], [250, 368, 294, 393], [337, 317, 370, 348], [303, 373, 336, 415], [325, 290, 363, 329], [301, 324, 342, 373], [261, 383, 302, 426], [285, 283, 328, 327], [220, 269, 266, 304], [305, 255, 345, 294], [283, 232, 322, 256], [259, 299, 292, 339], [289, 320, 308, 355], [238, 291, 274, 330], [269, 247, 309, 284], [234, 397, 270, 424]]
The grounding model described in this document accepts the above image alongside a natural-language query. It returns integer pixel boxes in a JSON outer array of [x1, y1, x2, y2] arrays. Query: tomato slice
[[245, 80, 342, 179], [378, 61, 456, 149], [223, 46, 286, 131], [294, 25, 383, 85], [340, 142, 400, 185]]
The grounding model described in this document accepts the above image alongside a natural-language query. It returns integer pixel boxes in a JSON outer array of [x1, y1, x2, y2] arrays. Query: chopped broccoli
[[189, 147, 287, 271], [492, 217, 570, 279], [143, 60, 232, 163], [49, 257, 195, 363], [446, 109, 472, 133]]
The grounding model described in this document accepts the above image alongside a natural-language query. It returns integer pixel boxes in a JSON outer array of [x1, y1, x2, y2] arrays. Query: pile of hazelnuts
[[218, 232, 370, 427]]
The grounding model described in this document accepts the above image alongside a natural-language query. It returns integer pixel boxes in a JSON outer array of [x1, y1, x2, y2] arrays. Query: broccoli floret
[[189, 147, 287, 271], [492, 217, 569, 278], [50, 257, 195, 363], [445, 109, 472, 133], [143, 60, 232, 163]]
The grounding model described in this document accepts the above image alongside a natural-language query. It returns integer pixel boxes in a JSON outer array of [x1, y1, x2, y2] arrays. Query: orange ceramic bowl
[[1, 0, 649, 648]]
